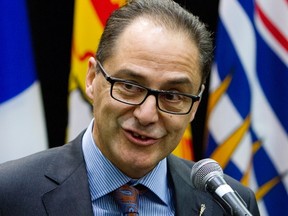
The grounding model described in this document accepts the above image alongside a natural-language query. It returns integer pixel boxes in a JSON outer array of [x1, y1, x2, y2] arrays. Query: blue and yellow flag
[[206, 0, 288, 215], [0, 0, 47, 163]]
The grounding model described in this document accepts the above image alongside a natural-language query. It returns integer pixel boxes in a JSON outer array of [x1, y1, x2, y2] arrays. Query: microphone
[[190, 158, 253, 216]]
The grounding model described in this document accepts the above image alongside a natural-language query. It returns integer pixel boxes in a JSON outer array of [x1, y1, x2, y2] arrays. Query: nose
[[133, 95, 159, 126]]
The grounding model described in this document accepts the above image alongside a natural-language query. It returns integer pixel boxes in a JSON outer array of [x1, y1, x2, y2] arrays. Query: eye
[[161, 92, 183, 102], [122, 83, 143, 92], [115, 81, 145, 94]]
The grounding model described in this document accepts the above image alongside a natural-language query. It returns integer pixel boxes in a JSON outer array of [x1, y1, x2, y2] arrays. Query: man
[[0, 0, 260, 215]]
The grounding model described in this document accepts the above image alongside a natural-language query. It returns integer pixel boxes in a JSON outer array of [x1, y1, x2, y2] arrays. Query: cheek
[[92, 98, 119, 145], [92, 82, 110, 107], [93, 92, 132, 126], [93, 94, 114, 118], [165, 116, 191, 139]]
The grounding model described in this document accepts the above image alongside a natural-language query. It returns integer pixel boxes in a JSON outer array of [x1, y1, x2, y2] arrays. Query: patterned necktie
[[113, 184, 140, 216]]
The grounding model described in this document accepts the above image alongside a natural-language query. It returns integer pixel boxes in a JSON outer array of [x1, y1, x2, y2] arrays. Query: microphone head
[[191, 158, 224, 191]]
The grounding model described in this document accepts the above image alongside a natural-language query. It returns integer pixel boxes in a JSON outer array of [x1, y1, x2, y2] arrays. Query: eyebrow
[[114, 68, 193, 86], [113, 69, 147, 81]]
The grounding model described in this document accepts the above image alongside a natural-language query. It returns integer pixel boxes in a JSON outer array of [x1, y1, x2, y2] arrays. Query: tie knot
[[113, 184, 140, 215]]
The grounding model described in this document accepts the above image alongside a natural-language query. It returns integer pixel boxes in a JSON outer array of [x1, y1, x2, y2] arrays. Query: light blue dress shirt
[[82, 120, 175, 215]]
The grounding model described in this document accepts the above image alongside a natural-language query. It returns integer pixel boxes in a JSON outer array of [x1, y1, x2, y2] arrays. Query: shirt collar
[[82, 119, 170, 205]]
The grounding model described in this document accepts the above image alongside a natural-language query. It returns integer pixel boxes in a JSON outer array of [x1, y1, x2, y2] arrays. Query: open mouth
[[124, 129, 158, 146], [132, 132, 149, 140]]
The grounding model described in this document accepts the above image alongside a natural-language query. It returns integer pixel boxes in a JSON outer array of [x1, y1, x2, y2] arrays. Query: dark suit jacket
[[0, 132, 260, 216]]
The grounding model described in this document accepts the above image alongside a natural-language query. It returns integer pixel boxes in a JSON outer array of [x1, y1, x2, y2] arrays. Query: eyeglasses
[[96, 61, 204, 115]]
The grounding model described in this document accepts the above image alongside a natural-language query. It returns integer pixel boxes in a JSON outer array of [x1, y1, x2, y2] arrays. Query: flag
[[68, 0, 125, 141], [206, 0, 288, 215], [68, 0, 194, 160], [0, 0, 48, 163], [173, 123, 194, 160]]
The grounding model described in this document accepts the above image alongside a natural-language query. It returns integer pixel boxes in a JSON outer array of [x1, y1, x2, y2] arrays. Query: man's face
[[86, 18, 202, 178]]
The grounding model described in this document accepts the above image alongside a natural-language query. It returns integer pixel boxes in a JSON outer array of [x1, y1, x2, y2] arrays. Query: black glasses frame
[[96, 60, 204, 115]]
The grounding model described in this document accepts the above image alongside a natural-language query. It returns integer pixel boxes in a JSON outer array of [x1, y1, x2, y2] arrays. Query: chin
[[130, 154, 160, 170]]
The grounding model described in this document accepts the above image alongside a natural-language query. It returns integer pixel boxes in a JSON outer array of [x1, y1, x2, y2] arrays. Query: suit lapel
[[168, 155, 223, 216], [42, 132, 93, 216]]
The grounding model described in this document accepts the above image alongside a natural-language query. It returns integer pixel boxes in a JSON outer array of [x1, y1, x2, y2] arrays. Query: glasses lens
[[158, 92, 193, 114], [112, 81, 147, 104]]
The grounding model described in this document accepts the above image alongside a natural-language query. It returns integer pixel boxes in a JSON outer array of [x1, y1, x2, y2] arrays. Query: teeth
[[133, 132, 147, 139]]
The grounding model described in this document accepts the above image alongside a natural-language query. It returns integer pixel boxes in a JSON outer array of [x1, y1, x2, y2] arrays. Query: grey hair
[[96, 0, 213, 84]]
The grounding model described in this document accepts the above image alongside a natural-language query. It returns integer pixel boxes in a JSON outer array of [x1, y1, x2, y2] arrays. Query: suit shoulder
[[0, 139, 82, 189], [224, 174, 255, 200], [0, 132, 84, 178], [0, 146, 62, 183], [168, 154, 195, 168]]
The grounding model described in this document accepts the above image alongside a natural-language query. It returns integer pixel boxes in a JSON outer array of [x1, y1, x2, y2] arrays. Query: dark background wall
[[27, 0, 219, 161]]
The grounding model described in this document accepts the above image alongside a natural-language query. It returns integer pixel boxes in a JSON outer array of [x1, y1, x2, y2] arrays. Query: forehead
[[105, 17, 202, 90]]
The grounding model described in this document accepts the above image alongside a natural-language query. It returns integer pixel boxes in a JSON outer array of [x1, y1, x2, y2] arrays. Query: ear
[[85, 57, 97, 100], [189, 84, 205, 122]]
